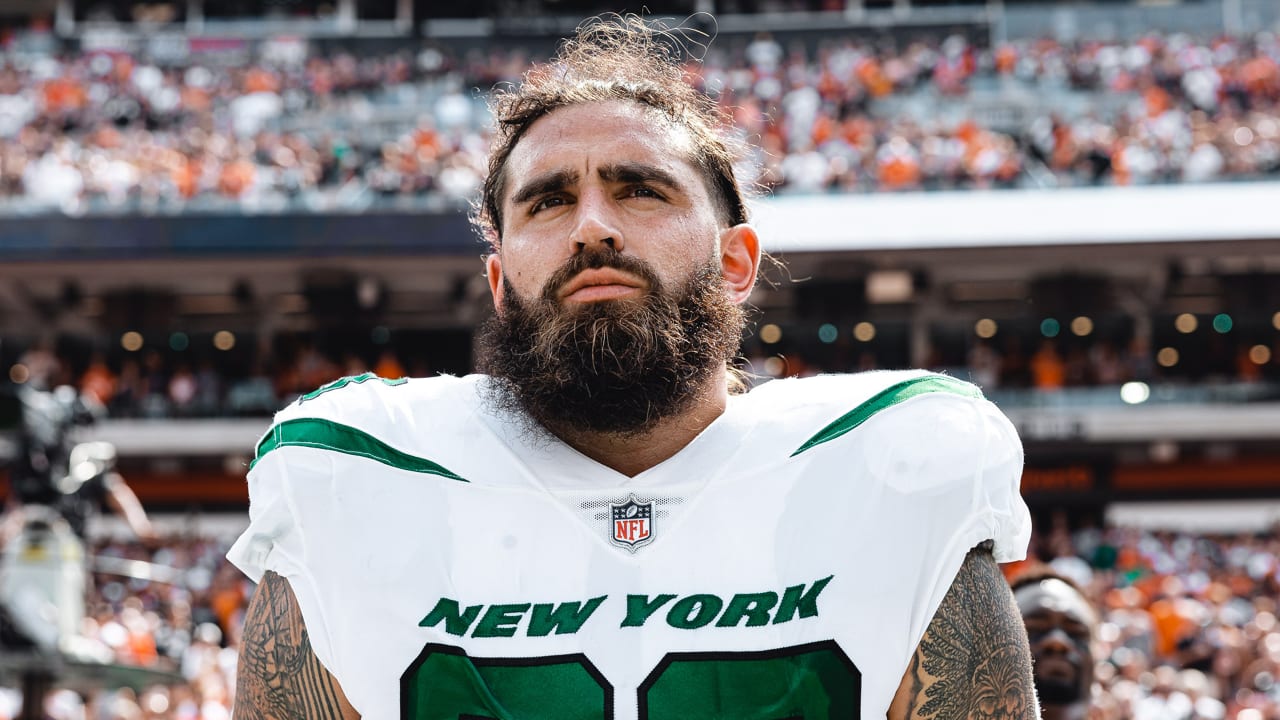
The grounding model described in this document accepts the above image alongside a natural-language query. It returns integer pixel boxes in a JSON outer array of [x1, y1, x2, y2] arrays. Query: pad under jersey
[[227, 370, 1031, 720]]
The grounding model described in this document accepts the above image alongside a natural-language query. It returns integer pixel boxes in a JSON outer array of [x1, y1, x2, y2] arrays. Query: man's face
[[1015, 579, 1097, 707], [478, 100, 759, 438], [487, 99, 752, 308]]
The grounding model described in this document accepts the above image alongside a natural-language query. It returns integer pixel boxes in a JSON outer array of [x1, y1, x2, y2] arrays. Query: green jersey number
[[400, 640, 860, 719]]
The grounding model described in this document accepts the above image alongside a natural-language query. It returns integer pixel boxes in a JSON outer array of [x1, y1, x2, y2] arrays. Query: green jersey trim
[[791, 375, 983, 457], [252, 417, 467, 482]]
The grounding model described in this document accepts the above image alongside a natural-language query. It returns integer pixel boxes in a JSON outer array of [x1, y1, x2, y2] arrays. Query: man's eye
[[627, 186, 663, 200], [531, 196, 567, 214]]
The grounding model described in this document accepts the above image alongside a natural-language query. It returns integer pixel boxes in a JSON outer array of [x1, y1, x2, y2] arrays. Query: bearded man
[[1012, 568, 1100, 720], [230, 15, 1037, 720]]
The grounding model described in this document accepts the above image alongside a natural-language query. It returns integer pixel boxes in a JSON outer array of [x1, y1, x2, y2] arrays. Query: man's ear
[[485, 253, 505, 313], [719, 223, 761, 304]]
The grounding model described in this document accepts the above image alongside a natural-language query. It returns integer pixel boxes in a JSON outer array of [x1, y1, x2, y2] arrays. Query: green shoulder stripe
[[252, 417, 467, 482], [791, 375, 982, 457]]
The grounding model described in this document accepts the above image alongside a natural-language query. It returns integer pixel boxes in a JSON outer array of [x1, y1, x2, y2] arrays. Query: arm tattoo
[[903, 542, 1037, 720], [234, 571, 356, 720]]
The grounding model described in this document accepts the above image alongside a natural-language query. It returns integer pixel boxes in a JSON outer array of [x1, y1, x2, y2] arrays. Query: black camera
[[0, 381, 21, 461], [0, 381, 103, 529]]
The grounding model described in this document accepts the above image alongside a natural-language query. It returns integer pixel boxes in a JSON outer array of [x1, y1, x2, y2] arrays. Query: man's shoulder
[[738, 370, 998, 460], [738, 371, 1027, 560], [250, 373, 487, 477], [743, 370, 983, 421], [272, 372, 482, 426]]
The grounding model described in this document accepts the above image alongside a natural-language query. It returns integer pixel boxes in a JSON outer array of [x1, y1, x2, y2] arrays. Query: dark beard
[[1035, 676, 1085, 706], [477, 247, 744, 439]]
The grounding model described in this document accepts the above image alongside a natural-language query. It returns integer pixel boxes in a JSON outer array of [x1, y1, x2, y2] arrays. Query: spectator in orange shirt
[[994, 45, 1018, 75], [855, 56, 893, 98], [242, 66, 280, 94], [172, 154, 201, 199], [876, 136, 921, 189], [1031, 339, 1067, 389], [80, 352, 118, 406], [218, 156, 256, 197], [374, 349, 406, 380], [41, 76, 87, 115], [1148, 593, 1200, 659]]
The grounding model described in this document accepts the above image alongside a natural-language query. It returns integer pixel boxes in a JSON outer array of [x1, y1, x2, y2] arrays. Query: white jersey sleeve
[[225, 446, 344, 675], [810, 373, 1028, 666], [744, 370, 1030, 689], [861, 386, 1029, 656], [859, 385, 1029, 562], [225, 372, 431, 682]]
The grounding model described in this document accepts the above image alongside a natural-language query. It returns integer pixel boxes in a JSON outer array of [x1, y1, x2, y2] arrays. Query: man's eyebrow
[[599, 163, 687, 193], [510, 169, 579, 206]]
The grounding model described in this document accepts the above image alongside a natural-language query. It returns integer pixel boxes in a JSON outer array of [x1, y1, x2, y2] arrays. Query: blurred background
[[0, 0, 1279, 717]]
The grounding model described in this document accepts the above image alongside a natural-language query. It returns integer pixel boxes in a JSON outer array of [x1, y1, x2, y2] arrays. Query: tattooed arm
[[234, 571, 361, 720], [888, 542, 1038, 720]]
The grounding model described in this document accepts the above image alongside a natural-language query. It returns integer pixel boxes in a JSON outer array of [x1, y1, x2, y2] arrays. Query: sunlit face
[[1015, 578, 1097, 706], [476, 99, 760, 438], [486, 100, 754, 310]]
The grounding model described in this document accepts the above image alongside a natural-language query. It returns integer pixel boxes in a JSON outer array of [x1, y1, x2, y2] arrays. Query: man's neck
[[555, 369, 730, 477]]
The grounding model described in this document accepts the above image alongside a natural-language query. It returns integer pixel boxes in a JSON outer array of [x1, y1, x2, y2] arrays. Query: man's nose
[[1037, 628, 1077, 657], [569, 191, 624, 253]]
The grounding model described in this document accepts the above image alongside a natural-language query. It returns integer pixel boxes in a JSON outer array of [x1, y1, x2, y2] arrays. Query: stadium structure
[[2, 0, 1278, 534], [1, 0, 1280, 712]]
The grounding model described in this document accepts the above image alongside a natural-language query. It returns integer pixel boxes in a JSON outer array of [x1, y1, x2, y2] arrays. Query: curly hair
[[475, 14, 749, 247]]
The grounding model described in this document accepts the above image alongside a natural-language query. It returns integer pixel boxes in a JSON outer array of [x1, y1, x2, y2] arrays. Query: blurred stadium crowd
[[9, 327, 1280, 419], [4, 522, 1280, 718], [1013, 520, 1280, 720], [1, 29, 1279, 211], [0, 533, 248, 719], [3, 9, 1280, 717]]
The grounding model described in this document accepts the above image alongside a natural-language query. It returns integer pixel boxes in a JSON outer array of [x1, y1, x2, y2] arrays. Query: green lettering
[[622, 594, 677, 628], [773, 575, 833, 625], [667, 594, 724, 630], [715, 591, 779, 628], [528, 596, 608, 637], [473, 603, 531, 638], [418, 598, 482, 637]]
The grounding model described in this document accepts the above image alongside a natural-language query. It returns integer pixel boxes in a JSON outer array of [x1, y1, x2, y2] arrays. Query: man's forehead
[[502, 101, 700, 193], [1017, 580, 1097, 624]]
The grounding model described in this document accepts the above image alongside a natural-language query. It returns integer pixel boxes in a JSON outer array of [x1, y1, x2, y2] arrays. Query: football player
[[230, 15, 1036, 719], [1012, 567, 1099, 720]]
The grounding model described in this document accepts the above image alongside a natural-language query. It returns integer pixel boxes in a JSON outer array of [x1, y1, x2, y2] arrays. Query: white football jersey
[[227, 370, 1030, 720]]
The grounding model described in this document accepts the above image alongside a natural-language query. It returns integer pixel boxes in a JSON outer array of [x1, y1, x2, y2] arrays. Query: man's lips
[[558, 268, 646, 303], [1035, 658, 1079, 682]]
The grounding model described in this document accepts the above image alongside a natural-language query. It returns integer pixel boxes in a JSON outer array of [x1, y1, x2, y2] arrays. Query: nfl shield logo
[[610, 495, 654, 552]]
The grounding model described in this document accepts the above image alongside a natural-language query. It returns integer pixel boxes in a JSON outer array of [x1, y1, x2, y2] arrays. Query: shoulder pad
[[251, 374, 474, 481], [788, 372, 982, 457]]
